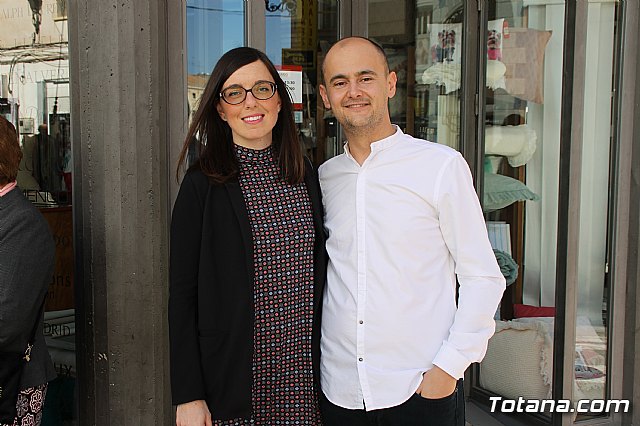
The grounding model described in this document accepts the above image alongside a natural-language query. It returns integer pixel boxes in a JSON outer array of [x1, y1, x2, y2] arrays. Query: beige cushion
[[479, 320, 552, 400]]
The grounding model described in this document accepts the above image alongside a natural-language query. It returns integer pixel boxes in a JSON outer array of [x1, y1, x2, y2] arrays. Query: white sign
[[277, 69, 302, 105]]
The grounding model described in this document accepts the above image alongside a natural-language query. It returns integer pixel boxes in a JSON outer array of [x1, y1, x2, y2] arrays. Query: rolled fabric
[[485, 125, 537, 167], [493, 248, 518, 286]]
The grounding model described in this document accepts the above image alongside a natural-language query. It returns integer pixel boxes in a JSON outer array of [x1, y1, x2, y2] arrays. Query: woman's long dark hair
[[176, 47, 304, 184]]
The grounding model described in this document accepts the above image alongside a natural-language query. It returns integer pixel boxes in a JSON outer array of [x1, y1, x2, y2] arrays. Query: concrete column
[[68, 0, 172, 424]]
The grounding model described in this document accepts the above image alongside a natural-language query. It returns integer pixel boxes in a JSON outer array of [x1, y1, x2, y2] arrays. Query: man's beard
[[340, 107, 385, 136]]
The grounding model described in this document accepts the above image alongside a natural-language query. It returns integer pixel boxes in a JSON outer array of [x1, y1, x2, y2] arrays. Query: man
[[317, 37, 506, 426]]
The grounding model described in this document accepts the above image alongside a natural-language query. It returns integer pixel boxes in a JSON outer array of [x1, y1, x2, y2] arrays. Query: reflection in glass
[[186, 0, 245, 123], [368, 0, 464, 151], [573, 1, 620, 418], [0, 1, 77, 422], [478, 0, 619, 420], [478, 1, 564, 421], [266, 0, 339, 164]]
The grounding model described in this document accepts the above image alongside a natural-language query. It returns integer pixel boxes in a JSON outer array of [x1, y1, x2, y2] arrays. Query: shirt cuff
[[432, 342, 471, 380]]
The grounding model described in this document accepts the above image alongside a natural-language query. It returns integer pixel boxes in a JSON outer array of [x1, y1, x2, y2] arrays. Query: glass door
[[265, 0, 340, 165], [476, 2, 564, 422], [572, 0, 621, 420], [476, 1, 623, 423]]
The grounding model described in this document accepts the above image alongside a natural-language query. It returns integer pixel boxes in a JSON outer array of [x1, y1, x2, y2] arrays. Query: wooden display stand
[[40, 206, 74, 311], [498, 163, 525, 320]]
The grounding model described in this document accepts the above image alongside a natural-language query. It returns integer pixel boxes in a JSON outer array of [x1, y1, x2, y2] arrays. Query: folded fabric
[[422, 60, 507, 93], [484, 172, 540, 212], [422, 63, 461, 94], [486, 60, 507, 91], [493, 249, 518, 285], [513, 304, 555, 318], [485, 125, 537, 167]]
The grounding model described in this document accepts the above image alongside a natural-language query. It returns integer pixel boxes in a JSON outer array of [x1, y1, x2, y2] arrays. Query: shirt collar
[[344, 125, 403, 160]]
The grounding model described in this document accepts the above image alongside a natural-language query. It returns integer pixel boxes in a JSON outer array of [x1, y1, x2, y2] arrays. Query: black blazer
[[0, 187, 56, 389], [168, 160, 326, 420]]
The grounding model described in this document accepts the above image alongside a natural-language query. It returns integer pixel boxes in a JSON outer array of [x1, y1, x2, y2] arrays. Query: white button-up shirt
[[318, 127, 505, 410]]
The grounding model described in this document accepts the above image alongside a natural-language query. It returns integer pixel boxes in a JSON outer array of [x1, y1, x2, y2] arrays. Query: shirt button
[[359, 320, 364, 324], [359, 358, 363, 362]]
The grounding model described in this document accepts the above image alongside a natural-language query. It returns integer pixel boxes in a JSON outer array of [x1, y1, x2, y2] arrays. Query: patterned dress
[[213, 145, 321, 425], [0, 384, 48, 426]]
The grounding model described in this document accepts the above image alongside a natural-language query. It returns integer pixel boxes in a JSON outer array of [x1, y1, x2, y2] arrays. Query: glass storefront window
[[186, 0, 244, 125], [362, 1, 625, 423], [368, 0, 464, 151], [0, 0, 76, 423], [573, 0, 620, 419], [478, 1, 621, 421], [477, 2, 565, 420], [266, 0, 339, 164]]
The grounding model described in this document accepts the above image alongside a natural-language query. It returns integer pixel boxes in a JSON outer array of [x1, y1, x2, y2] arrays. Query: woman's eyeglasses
[[220, 81, 277, 105]]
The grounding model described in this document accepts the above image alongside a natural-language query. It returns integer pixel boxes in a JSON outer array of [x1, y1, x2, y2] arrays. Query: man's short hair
[[321, 36, 390, 85]]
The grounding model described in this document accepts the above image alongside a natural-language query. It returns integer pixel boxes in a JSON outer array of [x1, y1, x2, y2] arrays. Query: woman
[[0, 116, 56, 426], [169, 47, 325, 426]]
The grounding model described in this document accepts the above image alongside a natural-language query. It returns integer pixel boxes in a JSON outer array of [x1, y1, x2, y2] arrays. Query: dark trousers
[[320, 379, 465, 426]]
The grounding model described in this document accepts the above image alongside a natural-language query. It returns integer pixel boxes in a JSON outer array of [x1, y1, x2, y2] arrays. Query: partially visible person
[[317, 37, 505, 426], [0, 116, 56, 426], [169, 47, 326, 425]]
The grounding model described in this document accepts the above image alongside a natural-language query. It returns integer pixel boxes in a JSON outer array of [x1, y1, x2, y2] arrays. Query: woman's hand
[[415, 366, 457, 399], [176, 400, 212, 426]]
